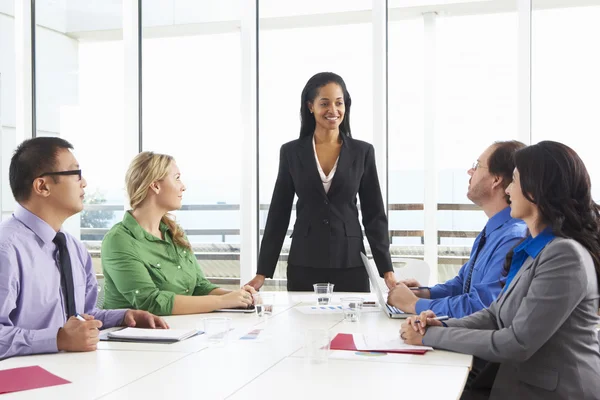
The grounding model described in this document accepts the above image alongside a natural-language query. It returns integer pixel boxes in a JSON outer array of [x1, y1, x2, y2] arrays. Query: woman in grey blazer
[[401, 141, 600, 400]]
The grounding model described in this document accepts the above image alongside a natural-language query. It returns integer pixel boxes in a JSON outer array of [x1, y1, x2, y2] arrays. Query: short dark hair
[[9, 137, 74, 202], [299, 72, 352, 139], [502, 141, 600, 288], [487, 140, 527, 203]]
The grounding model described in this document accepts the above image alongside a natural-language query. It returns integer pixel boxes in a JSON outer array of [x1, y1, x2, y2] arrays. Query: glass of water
[[340, 297, 364, 322], [313, 283, 334, 305], [252, 292, 274, 317], [203, 317, 231, 347], [304, 329, 331, 364]]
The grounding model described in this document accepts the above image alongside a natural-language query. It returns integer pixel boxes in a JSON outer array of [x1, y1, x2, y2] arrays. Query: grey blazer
[[424, 237, 600, 400]]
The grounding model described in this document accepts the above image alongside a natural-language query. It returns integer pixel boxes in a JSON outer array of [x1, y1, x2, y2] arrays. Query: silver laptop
[[361, 252, 414, 319]]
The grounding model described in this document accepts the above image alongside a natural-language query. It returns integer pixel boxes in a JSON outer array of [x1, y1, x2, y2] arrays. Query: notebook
[[105, 327, 199, 343], [330, 333, 431, 354]]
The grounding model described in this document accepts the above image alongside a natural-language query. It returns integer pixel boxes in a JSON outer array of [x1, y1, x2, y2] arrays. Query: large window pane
[[435, 10, 519, 280], [259, 2, 373, 290], [141, 0, 242, 289], [532, 2, 600, 199], [34, 1, 125, 279], [0, 0, 16, 220], [387, 17, 426, 273]]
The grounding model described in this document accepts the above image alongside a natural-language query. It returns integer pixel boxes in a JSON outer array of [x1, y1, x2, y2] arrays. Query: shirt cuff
[[31, 327, 60, 354], [415, 298, 433, 314], [99, 309, 128, 328], [428, 285, 445, 299]]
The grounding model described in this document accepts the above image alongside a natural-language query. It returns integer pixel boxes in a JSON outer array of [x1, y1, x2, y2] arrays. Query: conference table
[[0, 292, 472, 399]]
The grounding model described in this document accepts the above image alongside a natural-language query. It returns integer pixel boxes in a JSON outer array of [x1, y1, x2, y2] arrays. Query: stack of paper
[[330, 333, 433, 354], [105, 327, 199, 343]]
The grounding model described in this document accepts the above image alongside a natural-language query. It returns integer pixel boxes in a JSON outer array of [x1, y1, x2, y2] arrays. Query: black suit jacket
[[257, 134, 393, 278]]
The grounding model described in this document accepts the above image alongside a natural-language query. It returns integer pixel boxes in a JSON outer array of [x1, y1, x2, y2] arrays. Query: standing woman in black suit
[[246, 72, 397, 292]]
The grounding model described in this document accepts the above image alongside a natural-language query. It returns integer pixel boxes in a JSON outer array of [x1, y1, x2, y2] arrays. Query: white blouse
[[313, 135, 339, 194]]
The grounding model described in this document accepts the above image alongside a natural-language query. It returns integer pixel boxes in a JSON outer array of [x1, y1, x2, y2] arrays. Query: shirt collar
[[483, 206, 513, 236], [515, 227, 555, 259], [13, 204, 60, 245], [122, 211, 170, 242]]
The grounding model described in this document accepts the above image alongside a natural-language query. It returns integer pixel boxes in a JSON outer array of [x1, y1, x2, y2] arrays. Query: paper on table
[[107, 327, 198, 342], [0, 366, 70, 394], [353, 334, 433, 352]]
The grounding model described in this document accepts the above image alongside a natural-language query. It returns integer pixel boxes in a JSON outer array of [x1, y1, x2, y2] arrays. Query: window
[[532, 2, 600, 199], [259, 1, 373, 289], [34, 1, 125, 277], [0, 0, 16, 219], [435, 11, 519, 281], [388, 17, 425, 258], [141, 0, 243, 289]]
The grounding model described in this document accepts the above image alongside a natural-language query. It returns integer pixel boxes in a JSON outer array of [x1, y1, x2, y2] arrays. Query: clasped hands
[[399, 310, 444, 346]]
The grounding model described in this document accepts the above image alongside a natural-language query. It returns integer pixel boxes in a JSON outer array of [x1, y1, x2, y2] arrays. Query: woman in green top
[[101, 152, 255, 315]]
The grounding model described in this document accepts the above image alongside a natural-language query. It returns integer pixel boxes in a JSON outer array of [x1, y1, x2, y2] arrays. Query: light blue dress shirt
[[0, 205, 127, 360], [415, 207, 527, 318]]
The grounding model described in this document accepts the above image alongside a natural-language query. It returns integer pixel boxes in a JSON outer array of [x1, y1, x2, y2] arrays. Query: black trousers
[[460, 357, 498, 400], [286, 264, 370, 292]]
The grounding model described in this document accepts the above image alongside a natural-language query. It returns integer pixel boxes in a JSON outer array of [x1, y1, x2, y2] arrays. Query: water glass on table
[[252, 292, 274, 317], [340, 297, 364, 322], [202, 317, 232, 347], [304, 329, 331, 364], [313, 283, 334, 305]]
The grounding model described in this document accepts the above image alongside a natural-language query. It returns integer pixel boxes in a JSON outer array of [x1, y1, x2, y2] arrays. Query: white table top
[[0, 351, 188, 400], [0, 292, 473, 399], [228, 358, 470, 400]]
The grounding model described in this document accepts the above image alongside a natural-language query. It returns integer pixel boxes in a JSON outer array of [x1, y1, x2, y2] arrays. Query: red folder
[[0, 365, 71, 394], [330, 333, 428, 355]]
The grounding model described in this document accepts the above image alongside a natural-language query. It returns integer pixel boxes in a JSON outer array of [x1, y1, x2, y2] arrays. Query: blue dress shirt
[[415, 207, 527, 318], [504, 228, 555, 290]]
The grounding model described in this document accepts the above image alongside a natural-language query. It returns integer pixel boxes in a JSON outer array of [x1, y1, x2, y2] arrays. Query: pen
[[75, 314, 86, 322], [408, 287, 429, 291], [413, 315, 449, 324]]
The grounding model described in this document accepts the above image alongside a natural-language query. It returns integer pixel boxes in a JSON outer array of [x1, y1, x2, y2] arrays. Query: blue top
[[504, 227, 555, 289], [415, 207, 527, 318]]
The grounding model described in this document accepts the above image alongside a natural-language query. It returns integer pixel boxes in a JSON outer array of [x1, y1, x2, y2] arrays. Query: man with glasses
[[388, 141, 528, 318], [0, 137, 167, 360]]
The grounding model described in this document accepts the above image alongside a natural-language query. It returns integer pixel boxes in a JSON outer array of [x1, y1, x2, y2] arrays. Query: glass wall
[[5, 0, 594, 289], [387, 16, 425, 261], [532, 2, 600, 200], [259, 1, 373, 288], [34, 0, 125, 276], [141, 0, 242, 288], [0, 0, 16, 219], [435, 10, 520, 280]]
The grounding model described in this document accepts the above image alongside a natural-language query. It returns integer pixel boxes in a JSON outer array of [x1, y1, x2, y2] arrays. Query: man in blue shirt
[[388, 141, 528, 318]]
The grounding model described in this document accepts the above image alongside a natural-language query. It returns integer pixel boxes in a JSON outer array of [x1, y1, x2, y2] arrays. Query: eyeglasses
[[37, 169, 82, 181], [472, 161, 488, 170]]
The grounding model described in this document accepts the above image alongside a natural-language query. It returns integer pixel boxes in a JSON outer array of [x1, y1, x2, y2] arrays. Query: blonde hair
[[125, 151, 191, 250]]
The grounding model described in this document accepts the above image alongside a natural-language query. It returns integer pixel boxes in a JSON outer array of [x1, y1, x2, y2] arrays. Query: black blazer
[[257, 134, 393, 278]]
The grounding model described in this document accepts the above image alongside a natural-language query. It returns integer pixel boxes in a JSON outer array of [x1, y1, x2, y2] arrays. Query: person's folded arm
[[423, 241, 588, 363], [0, 248, 59, 359]]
